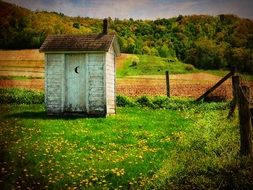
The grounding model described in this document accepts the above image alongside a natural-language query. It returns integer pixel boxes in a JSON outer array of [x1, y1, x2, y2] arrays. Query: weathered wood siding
[[65, 54, 86, 112], [87, 53, 105, 115], [45, 53, 65, 114], [105, 46, 116, 114], [45, 50, 115, 116]]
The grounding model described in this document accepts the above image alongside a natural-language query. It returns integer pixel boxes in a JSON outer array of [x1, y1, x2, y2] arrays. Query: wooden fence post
[[227, 75, 239, 119], [196, 71, 234, 101], [165, 71, 170, 98], [238, 85, 253, 159]]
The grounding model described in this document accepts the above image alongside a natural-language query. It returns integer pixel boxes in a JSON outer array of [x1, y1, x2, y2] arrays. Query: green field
[[1, 92, 252, 189], [116, 54, 197, 78]]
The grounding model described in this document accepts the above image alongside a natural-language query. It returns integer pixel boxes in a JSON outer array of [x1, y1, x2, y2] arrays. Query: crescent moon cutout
[[74, 66, 79, 74]]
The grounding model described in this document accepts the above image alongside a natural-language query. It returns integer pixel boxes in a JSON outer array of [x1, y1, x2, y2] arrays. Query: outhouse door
[[65, 54, 86, 112]]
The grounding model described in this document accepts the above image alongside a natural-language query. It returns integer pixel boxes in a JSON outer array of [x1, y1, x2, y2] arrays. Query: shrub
[[116, 95, 135, 107], [185, 64, 195, 71], [130, 61, 138, 67], [0, 88, 44, 104], [152, 96, 169, 108], [130, 56, 139, 67], [73, 23, 80, 29], [116, 95, 200, 110], [165, 97, 194, 110], [136, 96, 154, 108]]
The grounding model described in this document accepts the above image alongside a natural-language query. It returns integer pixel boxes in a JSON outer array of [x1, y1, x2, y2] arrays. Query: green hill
[[116, 54, 196, 78], [0, 1, 102, 49], [0, 1, 253, 74]]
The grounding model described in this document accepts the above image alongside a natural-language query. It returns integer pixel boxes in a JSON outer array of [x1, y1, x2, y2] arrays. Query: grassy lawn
[[116, 54, 196, 78], [1, 100, 252, 189]]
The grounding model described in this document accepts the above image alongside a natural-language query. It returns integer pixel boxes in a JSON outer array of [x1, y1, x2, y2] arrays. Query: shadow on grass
[[6, 111, 106, 120]]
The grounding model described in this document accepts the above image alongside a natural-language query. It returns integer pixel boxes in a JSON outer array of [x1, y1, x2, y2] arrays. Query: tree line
[[1, 1, 253, 74]]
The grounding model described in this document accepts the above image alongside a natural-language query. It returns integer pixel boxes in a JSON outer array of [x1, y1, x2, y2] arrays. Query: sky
[[4, 0, 253, 20]]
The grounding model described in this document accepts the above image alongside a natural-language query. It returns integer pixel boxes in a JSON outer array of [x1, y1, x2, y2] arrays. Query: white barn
[[39, 25, 120, 116]]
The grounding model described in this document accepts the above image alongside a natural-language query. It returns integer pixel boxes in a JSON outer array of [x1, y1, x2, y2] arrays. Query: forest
[[0, 1, 253, 74]]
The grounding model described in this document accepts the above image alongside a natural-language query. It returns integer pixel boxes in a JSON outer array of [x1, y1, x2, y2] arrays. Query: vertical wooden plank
[[46, 53, 65, 114], [251, 108, 253, 127], [238, 85, 253, 159], [104, 53, 107, 115], [105, 48, 116, 115], [45, 53, 50, 113], [165, 70, 170, 98], [87, 53, 105, 115], [65, 54, 86, 112], [85, 54, 89, 113], [227, 75, 239, 119], [45, 54, 48, 109], [61, 54, 65, 112], [114, 52, 116, 114]]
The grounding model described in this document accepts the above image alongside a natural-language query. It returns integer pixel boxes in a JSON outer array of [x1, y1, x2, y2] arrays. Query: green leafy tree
[[159, 45, 170, 58], [73, 22, 80, 29]]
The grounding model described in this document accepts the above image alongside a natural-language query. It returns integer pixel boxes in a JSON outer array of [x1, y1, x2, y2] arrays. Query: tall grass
[[148, 106, 253, 189], [116, 95, 229, 111], [0, 88, 44, 104]]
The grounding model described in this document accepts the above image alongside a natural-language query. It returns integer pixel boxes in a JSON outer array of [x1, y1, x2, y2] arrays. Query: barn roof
[[39, 34, 120, 56]]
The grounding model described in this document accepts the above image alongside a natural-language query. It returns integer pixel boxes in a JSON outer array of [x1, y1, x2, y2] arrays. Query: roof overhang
[[39, 34, 121, 57]]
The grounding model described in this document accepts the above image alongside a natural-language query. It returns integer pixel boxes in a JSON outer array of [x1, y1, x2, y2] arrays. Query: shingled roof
[[39, 34, 120, 56]]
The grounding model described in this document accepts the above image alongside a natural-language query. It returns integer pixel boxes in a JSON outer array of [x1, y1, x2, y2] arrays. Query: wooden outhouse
[[39, 25, 120, 116]]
